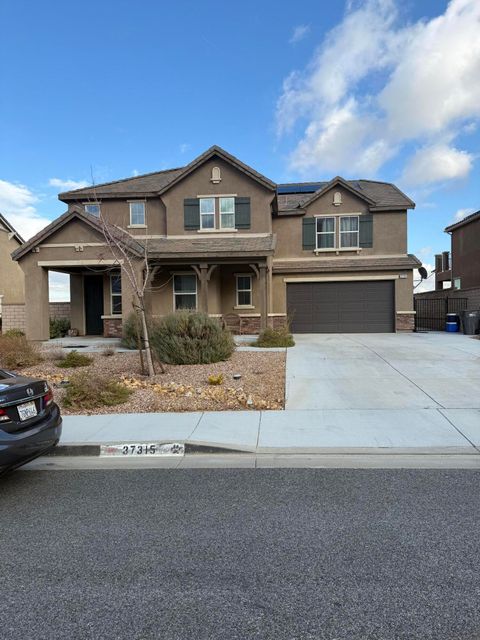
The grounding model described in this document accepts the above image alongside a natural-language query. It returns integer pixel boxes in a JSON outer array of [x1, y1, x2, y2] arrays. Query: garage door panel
[[287, 281, 395, 333]]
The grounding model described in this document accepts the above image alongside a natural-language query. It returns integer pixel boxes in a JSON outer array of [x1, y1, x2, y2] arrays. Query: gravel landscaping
[[21, 349, 286, 414]]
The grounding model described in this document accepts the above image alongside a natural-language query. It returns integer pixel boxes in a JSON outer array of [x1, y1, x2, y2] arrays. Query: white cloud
[[453, 207, 475, 222], [48, 178, 89, 190], [0, 179, 52, 240], [277, 0, 480, 183], [289, 25, 310, 44], [179, 143, 191, 154], [401, 144, 473, 186]]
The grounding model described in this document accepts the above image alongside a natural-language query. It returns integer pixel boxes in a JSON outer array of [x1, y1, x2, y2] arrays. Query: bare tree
[[98, 216, 165, 376]]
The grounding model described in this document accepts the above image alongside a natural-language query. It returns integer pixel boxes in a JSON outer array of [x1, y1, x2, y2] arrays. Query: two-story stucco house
[[0, 213, 25, 327], [12, 146, 419, 340]]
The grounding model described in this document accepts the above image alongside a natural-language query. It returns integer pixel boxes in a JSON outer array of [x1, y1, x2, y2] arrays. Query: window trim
[[199, 197, 215, 230], [315, 215, 336, 250], [129, 201, 146, 228], [219, 196, 235, 230], [173, 272, 197, 311], [235, 274, 253, 307], [110, 273, 122, 316], [83, 202, 101, 217], [339, 214, 360, 249]]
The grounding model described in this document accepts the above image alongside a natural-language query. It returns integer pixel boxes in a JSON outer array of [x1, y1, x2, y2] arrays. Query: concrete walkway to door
[[286, 332, 480, 411]]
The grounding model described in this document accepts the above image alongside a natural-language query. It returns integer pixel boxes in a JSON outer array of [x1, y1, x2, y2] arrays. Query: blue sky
[[1, 0, 479, 299]]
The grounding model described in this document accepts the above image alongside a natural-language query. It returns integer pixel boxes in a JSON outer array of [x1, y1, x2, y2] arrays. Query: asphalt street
[[1, 469, 479, 640]]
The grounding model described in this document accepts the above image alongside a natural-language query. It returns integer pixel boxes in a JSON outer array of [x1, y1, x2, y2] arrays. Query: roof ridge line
[[59, 166, 185, 195]]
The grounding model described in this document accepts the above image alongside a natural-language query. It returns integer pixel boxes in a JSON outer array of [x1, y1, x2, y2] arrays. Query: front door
[[84, 275, 104, 335]]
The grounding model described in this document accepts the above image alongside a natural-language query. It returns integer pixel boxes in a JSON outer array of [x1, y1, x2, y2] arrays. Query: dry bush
[[0, 335, 42, 369], [63, 372, 132, 410]]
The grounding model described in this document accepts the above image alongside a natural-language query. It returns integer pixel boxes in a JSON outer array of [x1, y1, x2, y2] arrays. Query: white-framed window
[[316, 216, 335, 249], [173, 274, 197, 310], [84, 203, 100, 217], [199, 198, 215, 230], [236, 274, 252, 306], [129, 201, 145, 226], [220, 197, 235, 229], [340, 215, 359, 248], [110, 274, 122, 315]]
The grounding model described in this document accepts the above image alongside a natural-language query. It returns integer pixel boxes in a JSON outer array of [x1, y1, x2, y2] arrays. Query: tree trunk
[[138, 296, 164, 375]]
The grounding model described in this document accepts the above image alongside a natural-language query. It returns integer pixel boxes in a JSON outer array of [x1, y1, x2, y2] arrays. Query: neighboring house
[[12, 146, 419, 340], [0, 213, 25, 326], [434, 210, 480, 291]]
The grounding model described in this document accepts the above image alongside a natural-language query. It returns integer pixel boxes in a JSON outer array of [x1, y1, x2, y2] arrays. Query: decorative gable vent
[[210, 166, 221, 184], [333, 191, 342, 206]]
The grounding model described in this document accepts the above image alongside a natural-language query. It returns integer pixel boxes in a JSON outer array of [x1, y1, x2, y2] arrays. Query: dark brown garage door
[[287, 281, 395, 333]]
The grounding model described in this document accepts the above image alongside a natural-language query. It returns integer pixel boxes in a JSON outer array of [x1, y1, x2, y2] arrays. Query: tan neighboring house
[[0, 213, 25, 329], [12, 146, 419, 341]]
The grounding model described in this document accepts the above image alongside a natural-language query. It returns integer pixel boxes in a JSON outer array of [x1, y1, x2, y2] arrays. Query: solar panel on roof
[[277, 183, 325, 194]]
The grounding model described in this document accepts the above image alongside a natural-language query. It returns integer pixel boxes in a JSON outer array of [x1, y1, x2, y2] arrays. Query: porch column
[[193, 263, 215, 314], [24, 263, 50, 341], [259, 263, 268, 330]]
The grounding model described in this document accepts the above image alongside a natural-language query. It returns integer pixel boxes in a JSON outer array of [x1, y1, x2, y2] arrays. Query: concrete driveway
[[286, 332, 480, 411]]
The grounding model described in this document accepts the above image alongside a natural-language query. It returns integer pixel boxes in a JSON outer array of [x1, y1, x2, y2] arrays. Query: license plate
[[17, 401, 38, 421], [100, 443, 185, 457]]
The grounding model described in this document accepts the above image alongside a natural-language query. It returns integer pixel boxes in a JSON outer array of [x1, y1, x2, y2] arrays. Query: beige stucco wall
[[161, 157, 275, 236], [273, 185, 408, 259], [271, 270, 414, 316], [0, 226, 25, 308], [68, 198, 166, 237]]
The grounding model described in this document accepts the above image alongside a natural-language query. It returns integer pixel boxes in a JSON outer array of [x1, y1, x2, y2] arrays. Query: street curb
[[49, 443, 248, 457]]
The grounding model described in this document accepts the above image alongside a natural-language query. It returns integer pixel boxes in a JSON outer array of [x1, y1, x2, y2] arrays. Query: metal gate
[[414, 297, 467, 331]]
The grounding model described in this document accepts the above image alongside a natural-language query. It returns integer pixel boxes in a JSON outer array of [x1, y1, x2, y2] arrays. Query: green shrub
[[3, 328, 25, 337], [0, 335, 42, 368], [49, 317, 71, 339], [63, 372, 132, 410], [149, 311, 235, 365], [121, 312, 144, 349], [57, 350, 93, 368], [255, 325, 295, 348]]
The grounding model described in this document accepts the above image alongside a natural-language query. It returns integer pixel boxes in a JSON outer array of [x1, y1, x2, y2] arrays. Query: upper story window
[[84, 203, 100, 217], [220, 197, 235, 229], [129, 201, 145, 226], [199, 198, 215, 229], [316, 216, 335, 249], [340, 216, 359, 248]]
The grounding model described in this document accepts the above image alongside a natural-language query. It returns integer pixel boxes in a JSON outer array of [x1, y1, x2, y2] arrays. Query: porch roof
[[272, 254, 421, 273], [145, 234, 276, 259]]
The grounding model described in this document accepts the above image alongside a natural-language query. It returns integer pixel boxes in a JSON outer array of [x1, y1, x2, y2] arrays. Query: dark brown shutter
[[302, 217, 316, 250], [359, 214, 373, 248], [235, 197, 250, 229], [184, 198, 200, 230]]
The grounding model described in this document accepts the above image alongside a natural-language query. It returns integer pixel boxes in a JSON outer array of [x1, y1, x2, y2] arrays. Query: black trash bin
[[461, 310, 480, 335]]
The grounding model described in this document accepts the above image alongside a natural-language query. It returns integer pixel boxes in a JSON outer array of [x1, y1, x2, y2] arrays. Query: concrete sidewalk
[[57, 407, 480, 456]]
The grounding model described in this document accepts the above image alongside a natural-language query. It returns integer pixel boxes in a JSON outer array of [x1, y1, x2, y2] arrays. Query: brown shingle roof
[[273, 255, 421, 273], [146, 234, 276, 259], [59, 168, 184, 200], [276, 179, 415, 211]]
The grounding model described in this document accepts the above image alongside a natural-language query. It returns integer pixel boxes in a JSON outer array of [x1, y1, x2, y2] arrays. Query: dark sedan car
[[0, 369, 62, 474]]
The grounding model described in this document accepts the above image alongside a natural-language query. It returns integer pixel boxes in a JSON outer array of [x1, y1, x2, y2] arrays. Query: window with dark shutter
[[235, 197, 250, 229], [184, 198, 200, 230], [302, 217, 316, 250], [359, 214, 373, 248]]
